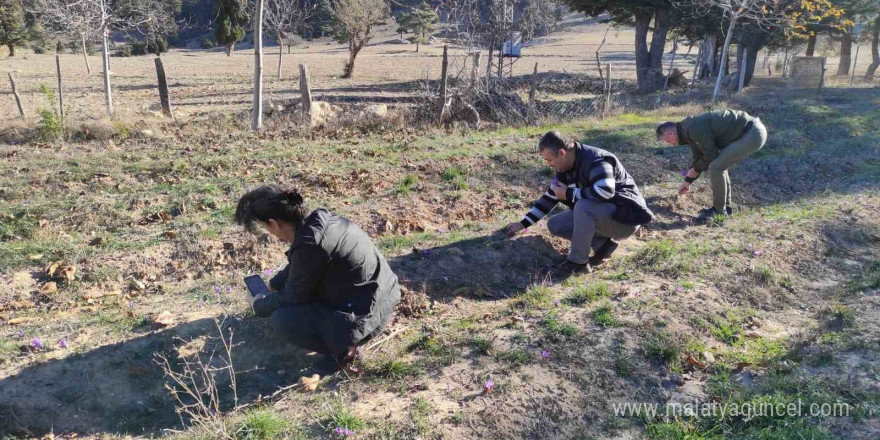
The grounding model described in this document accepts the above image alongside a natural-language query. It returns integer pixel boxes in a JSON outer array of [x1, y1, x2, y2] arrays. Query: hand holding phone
[[244, 275, 270, 297]]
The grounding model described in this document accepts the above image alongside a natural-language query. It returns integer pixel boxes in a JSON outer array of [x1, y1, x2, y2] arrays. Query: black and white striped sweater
[[519, 143, 654, 228]]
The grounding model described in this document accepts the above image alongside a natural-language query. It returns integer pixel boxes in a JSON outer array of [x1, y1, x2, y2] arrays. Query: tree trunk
[[81, 34, 92, 75], [698, 36, 717, 79], [865, 17, 879, 81], [416, 42, 420, 52], [806, 34, 817, 56], [252, 0, 264, 131], [633, 8, 668, 94], [713, 15, 738, 104], [343, 43, 362, 78], [100, 30, 113, 115], [226, 43, 234, 56], [277, 34, 284, 79], [8, 44, 15, 57], [736, 26, 769, 87], [837, 32, 853, 76]]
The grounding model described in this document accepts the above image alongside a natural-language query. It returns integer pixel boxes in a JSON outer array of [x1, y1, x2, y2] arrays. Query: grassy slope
[[0, 82, 878, 439]]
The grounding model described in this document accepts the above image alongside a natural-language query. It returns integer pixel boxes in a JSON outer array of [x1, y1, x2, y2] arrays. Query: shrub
[[116, 45, 133, 57]]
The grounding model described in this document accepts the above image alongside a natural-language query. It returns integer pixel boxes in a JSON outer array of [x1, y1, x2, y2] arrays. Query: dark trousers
[[269, 305, 386, 358]]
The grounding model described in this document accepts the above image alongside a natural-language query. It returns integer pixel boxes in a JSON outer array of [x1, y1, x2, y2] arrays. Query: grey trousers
[[707, 120, 768, 212], [547, 199, 639, 265]]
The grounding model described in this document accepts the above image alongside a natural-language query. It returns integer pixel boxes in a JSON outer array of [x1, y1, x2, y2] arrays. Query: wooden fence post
[[8, 73, 25, 120], [528, 62, 538, 124], [604, 63, 612, 117], [438, 44, 448, 122], [56, 54, 65, 122], [299, 64, 312, 124], [154, 57, 174, 119]]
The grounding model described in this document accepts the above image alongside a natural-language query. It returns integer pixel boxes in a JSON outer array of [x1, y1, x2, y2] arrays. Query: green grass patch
[[564, 282, 611, 306], [369, 359, 422, 379], [642, 329, 683, 366], [319, 401, 364, 434], [627, 239, 718, 278], [592, 303, 618, 328], [234, 409, 299, 440], [470, 336, 493, 355], [513, 284, 553, 310], [539, 313, 578, 343], [496, 348, 531, 365], [395, 174, 419, 194]]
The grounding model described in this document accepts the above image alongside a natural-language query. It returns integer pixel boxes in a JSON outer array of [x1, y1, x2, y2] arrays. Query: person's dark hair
[[538, 131, 574, 153], [656, 121, 677, 139], [234, 185, 308, 232]]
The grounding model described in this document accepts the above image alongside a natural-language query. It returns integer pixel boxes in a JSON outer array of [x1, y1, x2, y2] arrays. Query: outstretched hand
[[504, 222, 524, 238]]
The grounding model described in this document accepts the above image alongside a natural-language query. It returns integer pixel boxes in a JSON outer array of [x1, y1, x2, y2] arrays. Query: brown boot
[[337, 345, 362, 376]]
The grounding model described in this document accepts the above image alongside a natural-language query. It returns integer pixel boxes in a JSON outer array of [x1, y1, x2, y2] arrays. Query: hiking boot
[[589, 239, 619, 267], [695, 207, 729, 224], [551, 260, 592, 277]]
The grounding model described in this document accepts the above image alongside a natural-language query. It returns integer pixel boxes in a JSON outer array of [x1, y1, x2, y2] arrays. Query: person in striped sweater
[[505, 131, 654, 275]]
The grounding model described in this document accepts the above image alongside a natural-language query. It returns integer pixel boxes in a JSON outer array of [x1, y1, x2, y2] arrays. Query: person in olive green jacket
[[656, 110, 768, 221]]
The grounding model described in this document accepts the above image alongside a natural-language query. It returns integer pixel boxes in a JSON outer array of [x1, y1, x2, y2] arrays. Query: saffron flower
[[343, 429, 355, 436], [676, 286, 685, 292], [214, 286, 221, 294], [31, 337, 43, 350], [753, 251, 762, 257], [334, 427, 344, 435], [681, 169, 689, 177], [18, 330, 24, 338], [553, 299, 560, 307], [59, 339, 68, 348], [264, 269, 272, 277], [226, 286, 232, 293], [484, 379, 495, 393], [540, 350, 549, 358]]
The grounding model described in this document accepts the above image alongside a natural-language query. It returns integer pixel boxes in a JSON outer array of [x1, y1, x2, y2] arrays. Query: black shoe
[[589, 240, 619, 267], [551, 260, 592, 277], [696, 207, 729, 224]]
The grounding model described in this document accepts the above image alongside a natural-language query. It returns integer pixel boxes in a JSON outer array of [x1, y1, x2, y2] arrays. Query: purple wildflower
[[31, 337, 43, 350], [214, 286, 221, 293], [226, 285, 232, 293], [484, 379, 495, 393], [18, 329, 24, 338], [753, 251, 762, 257], [343, 429, 355, 436], [334, 427, 344, 435], [553, 299, 560, 307], [540, 350, 549, 358], [264, 269, 272, 277], [59, 339, 68, 348], [676, 286, 685, 292], [681, 169, 689, 177]]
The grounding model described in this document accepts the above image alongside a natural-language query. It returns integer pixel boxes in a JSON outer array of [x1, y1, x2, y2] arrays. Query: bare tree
[[262, 0, 317, 78], [35, 0, 179, 115], [328, 0, 389, 78], [32, 0, 102, 74]]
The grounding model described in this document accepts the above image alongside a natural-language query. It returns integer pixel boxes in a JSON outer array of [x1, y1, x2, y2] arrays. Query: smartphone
[[243, 275, 270, 297]]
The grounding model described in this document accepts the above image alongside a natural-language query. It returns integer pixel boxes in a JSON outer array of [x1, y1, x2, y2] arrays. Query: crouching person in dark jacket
[[505, 131, 654, 276], [234, 185, 401, 374]]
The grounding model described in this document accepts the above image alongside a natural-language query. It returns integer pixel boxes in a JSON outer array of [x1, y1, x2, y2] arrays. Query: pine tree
[[399, 2, 437, 52], [214, 0, 248, 56], [0, 0, 27, 56]]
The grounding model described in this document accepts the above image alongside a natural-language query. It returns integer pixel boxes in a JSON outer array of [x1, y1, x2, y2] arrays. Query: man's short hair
[[538, 131, 574, 153], [655, 121, 677, 139]]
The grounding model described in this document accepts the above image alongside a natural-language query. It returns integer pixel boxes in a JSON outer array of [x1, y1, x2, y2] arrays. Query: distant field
[[2, 15, 873, 123]]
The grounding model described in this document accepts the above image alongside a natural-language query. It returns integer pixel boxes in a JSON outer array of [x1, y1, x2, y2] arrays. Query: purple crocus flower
[[18, 329, 24, 338], [553, 299, 560, 307], [334, 427, 344, 435], [676, 286, 685, 292], [226, 286, 232, 293], [681, 169, 689, 177], [485, 379, 495, 393], [264, 269, 272, 277], [214, 286, 221, 294], [753, 251, 762, 257], [343, 429, 355, 436], [31, 337, 43, 350], [59, 339, 68, 348], [540, 350, 549, 358]]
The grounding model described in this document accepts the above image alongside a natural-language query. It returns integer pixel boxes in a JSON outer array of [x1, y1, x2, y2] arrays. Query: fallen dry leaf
[[299, 374, 321, 393], [8, 317, 37, 325], [155, 310, 175, 327], [687, 356, 707, 369], [39, 282, 58, 294], [27, 254, 43, 261]]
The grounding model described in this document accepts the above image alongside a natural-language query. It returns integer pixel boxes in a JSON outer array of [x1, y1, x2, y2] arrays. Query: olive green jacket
[[678, 110, 758, 172]]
